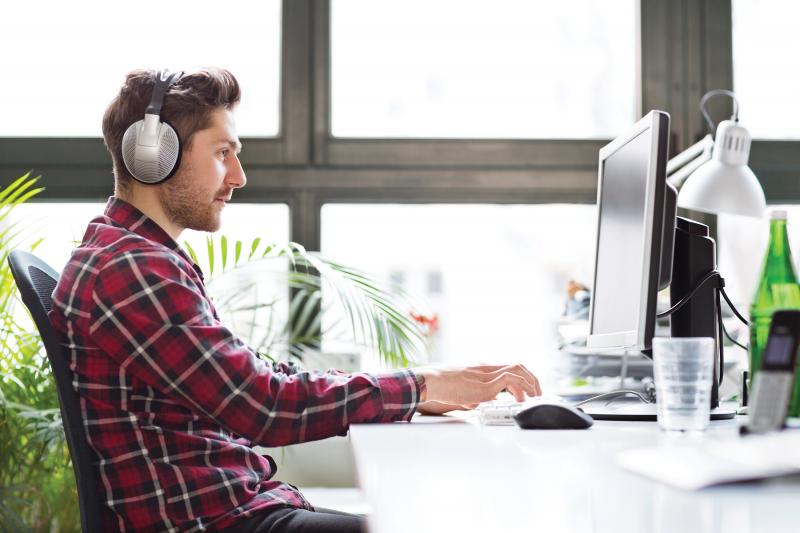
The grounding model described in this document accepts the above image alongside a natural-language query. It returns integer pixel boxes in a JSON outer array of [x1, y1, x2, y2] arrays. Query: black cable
[[716, 288, 724, 386], [721, 320, 748, 350], [657, 270, 750, 329], [719, 285, 750, 326], [716, 281, 749, 350], [657, 270, 721, 319]]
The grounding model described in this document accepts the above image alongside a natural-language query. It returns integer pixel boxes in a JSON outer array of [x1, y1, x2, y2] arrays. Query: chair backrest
[[7, 250, 104, 533]]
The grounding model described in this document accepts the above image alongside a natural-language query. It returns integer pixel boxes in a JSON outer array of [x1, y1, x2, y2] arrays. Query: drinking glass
[[652, 337, 715, 431]]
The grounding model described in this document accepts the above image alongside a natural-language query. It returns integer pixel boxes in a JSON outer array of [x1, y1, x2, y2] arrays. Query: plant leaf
[[234, 240, 242, 267], [220, 235, 228, 271], [206, 234, 215, 276]]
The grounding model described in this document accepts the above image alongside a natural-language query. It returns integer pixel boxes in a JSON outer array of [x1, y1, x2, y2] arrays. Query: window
[[183, 203, 291, 255], [7, 202, 106, 273], [321, 204, 597, 373], [0, 0, 281, 137], [331, 0, 638, 139], [732, 0, 800, 139]]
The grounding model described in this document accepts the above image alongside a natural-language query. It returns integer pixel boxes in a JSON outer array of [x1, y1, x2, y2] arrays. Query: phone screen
[[762, 332, 796, 370]]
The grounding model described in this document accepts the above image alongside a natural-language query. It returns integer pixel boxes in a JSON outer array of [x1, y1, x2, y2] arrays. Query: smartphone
[[745, 310, 800, 434]]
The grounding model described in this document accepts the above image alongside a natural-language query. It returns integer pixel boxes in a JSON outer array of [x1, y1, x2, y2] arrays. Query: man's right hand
[[414, 364, 541, 405]]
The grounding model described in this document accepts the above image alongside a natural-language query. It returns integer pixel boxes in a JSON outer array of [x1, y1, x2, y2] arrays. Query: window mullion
[[282, 0, 314, 166]]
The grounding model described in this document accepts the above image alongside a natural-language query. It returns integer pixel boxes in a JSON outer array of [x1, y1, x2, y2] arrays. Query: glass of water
[[652, 337, 715, 431]]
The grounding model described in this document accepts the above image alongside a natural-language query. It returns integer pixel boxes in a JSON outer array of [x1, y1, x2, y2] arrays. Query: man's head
[[102, 68, 246, 236]]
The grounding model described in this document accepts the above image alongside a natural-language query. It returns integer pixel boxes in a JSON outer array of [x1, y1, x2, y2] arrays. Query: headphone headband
[[145, 69, 183, 116]]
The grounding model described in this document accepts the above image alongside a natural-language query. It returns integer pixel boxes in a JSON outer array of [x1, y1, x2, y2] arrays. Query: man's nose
[[227, 154, 247, 189]]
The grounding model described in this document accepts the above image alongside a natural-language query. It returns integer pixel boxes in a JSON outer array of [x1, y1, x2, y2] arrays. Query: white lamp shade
[[677, 119, 766, 218], [677, 159, 766, 218]]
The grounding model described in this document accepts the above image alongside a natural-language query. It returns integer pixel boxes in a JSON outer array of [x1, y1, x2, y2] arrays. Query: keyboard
[[479, 394, 569, 425]]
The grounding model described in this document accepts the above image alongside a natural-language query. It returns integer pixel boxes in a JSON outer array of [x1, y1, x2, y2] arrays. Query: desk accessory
[[667, 89, 766, 219], [749, 211, 800, 416], [652, 337, 715, 431], [513, 402, 594, 430], [744, 310, 800, 434]]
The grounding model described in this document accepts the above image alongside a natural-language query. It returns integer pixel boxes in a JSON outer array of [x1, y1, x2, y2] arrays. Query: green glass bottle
[[749, 210, 800, 413]]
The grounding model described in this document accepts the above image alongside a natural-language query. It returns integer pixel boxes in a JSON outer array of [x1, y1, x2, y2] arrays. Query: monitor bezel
[[587, 110, 671, 352]]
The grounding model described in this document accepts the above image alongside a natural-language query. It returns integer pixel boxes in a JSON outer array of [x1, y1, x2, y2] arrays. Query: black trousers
[[229, 506, 366, 533]]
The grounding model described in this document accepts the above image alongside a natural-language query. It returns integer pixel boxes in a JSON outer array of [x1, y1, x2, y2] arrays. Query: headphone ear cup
[[121, 120, 143, 179], [121, 119, 181, 184]]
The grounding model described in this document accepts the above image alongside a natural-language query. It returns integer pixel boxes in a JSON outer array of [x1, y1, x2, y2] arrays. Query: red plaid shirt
[[49, 197, 422, 532]]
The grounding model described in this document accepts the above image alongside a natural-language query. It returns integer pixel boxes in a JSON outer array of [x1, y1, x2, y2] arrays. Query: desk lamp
[[667, 89, 766, 218], [666, 90, 762, 409]]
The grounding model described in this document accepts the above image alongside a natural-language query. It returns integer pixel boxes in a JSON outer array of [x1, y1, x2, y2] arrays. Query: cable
[[700, 89, 740, 133], [574, 389, 652, 408], [719, 286, 749, 326], [721, 320, 748, 351], [657, 270, 750, 329], [716, 287, 725, 386], [657, 270, 722, 319], [654, 269, 749, 371]]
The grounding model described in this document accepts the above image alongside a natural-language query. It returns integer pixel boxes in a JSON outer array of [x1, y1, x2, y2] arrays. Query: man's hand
[[415, 364, 541, 406]]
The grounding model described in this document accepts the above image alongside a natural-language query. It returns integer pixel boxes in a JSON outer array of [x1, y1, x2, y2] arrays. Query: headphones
[[121, 69, 184, 184]]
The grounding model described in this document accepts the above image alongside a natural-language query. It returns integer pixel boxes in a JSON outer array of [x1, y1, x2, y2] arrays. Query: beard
[[159, 166, 227, 233]]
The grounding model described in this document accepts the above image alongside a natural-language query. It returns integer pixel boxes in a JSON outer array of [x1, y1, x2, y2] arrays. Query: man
[[50, 68, 541, 532]]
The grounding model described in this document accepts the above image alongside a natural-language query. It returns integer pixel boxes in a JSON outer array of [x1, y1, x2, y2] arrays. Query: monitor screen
[[587, 110, 670, 352]]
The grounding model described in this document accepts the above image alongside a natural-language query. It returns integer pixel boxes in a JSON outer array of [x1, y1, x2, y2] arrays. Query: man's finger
[[506, 384, 526, 403], [489, 372, 535, 398], [486, 365, 539, 394], [515, 365, 542, 396]]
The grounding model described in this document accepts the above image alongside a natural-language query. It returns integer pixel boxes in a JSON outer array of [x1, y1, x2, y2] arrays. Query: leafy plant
[[0, 173, 80, 532], [183, 237, 429, 367]]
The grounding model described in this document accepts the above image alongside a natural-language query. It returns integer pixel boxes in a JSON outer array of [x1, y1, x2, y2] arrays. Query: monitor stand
[[579, 397, 736, 421]]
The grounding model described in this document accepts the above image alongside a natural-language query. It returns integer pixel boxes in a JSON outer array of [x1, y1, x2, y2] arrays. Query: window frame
[[1, 0, 794, 251]]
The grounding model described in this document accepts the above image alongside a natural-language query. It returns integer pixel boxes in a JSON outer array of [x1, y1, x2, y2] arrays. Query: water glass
[[652, 337, 715, 431]]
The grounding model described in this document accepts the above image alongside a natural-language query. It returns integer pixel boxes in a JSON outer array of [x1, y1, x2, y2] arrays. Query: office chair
[[7, 250, 105, 533]]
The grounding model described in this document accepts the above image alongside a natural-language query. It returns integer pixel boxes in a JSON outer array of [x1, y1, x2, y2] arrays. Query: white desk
[[350, 415, 799, 533]]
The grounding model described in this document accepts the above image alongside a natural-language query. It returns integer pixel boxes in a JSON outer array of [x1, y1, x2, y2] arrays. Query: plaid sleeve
[[89, 250, 421, 446]]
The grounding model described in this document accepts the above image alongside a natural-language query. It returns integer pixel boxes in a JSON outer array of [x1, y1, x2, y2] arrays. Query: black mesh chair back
[[7, 250, 105, 533]]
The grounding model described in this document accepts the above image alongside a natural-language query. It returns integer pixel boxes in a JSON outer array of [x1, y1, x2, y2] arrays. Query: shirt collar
[[103, 196, 203, 278]]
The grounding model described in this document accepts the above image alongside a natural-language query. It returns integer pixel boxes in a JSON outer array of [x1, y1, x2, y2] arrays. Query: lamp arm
[[666, 135, 714, 188]]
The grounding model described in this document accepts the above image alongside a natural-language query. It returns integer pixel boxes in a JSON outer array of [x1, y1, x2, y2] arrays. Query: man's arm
[[88, 250, 421, 447]]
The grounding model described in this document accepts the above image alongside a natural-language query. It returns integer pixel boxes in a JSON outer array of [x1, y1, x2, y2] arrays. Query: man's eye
[[220, 150, 229, 158]]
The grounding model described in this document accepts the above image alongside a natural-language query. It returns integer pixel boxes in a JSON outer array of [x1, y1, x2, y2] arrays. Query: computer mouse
[[513, 402, 594, 430]]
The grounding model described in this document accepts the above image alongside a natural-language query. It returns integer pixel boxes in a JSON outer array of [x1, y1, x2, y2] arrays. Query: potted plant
[[0, 173, 80, 532]]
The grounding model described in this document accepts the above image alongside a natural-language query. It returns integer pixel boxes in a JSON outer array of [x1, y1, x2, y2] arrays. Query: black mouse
[[513, 402, 594, 430]]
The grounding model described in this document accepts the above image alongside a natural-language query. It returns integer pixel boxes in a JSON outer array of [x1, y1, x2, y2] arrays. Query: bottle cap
[[770, 209, 787, 220]]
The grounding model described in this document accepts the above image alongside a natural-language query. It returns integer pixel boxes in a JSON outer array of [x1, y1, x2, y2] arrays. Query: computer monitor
[[582, 109, 735, 421], [587, 110, 674, 353]]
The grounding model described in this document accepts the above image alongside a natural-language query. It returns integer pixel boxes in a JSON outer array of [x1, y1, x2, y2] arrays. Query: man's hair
[[102, 67, 241, 194]]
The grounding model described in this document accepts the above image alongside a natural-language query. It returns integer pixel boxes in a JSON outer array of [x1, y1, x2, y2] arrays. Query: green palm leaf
[[185, 235, 428, 367]]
